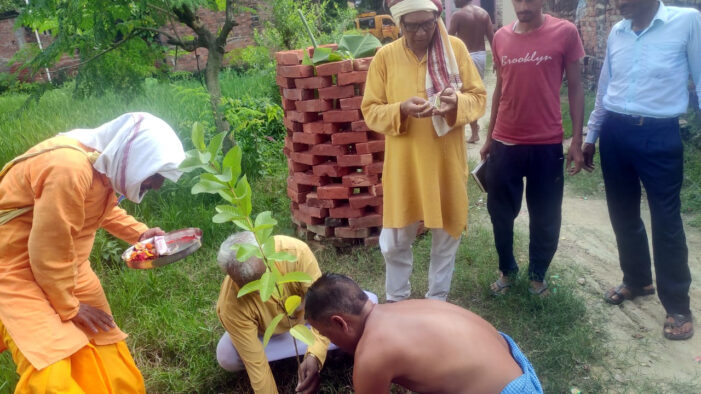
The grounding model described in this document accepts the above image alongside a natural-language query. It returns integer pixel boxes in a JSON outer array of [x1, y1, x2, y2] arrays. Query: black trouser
[[486, 140, 564, 282], [600, 111, 690, 315]]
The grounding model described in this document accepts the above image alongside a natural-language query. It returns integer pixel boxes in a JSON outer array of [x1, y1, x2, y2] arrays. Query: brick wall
[[0, 4, 265, 81], [276, 47, 383, 246]]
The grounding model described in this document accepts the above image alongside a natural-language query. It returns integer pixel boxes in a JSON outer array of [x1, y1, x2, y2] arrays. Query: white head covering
[[389, 0, 463, 137], [61, 112, 185, 203]]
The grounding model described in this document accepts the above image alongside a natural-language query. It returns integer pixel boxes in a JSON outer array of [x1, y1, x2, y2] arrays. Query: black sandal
[[604, 283, 655, 305], [663, 313, 694, 340]]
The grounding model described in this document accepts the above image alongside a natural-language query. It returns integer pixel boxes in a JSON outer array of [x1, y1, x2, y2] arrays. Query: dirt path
[[467, 63, 701, 389]]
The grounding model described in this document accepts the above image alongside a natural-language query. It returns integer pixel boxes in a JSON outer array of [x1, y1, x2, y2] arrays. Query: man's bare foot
[[468, 122, 480, 143]]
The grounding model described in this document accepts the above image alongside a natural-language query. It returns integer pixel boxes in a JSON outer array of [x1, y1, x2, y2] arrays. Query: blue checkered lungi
[[500, 332, 544, 394]]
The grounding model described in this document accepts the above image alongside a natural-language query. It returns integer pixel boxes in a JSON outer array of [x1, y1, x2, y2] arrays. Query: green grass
[[0, 70, 669, 393]]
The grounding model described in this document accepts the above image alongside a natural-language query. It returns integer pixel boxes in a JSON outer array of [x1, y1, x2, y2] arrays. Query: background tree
[[17, 0, 251, 132]]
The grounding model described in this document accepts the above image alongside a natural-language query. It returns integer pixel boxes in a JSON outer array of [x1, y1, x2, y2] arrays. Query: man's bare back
[[354, 300, 523, 393], [449, 3, 493, 52]]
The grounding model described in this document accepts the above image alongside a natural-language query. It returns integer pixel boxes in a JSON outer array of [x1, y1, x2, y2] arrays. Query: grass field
[[0, 69, 697, 393]]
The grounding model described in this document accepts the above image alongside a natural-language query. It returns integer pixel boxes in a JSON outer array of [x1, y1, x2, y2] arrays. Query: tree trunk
[[205, 45, 227, 134]]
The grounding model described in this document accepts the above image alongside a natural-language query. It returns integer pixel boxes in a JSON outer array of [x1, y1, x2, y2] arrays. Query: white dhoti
[[380, 222, 461, 302], [216, 291, 379, 372], [470, 50, 486, 79]]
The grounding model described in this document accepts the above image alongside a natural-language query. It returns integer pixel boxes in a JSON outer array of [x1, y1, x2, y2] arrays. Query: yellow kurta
[[0, 136, 148, 370], [361, 36, 487, 238], [216, 235, 330, 394]]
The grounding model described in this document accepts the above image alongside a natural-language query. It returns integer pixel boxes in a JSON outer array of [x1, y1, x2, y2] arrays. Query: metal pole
[[24, 0, 52, 82]]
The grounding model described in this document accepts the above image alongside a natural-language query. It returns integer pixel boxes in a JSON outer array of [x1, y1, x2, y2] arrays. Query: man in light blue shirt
[[583, 0, 700, 341]]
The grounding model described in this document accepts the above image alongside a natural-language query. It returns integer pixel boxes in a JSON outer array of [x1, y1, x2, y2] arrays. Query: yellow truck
[[355, 12, 399, 43]]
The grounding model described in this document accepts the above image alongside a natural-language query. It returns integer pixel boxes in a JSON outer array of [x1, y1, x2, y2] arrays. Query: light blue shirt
[[586, 2, 701, 144]]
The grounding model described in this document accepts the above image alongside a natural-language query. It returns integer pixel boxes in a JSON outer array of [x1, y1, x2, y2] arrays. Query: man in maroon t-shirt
[[480, 0, 585, 296]]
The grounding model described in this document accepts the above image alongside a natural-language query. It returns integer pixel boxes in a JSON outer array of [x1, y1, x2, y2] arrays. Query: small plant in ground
[[179, 122, 316, 353]]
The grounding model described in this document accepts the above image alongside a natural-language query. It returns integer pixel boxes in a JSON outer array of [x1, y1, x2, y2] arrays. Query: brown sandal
[[604, 283, 655, 305], [663, 313, 694, 340]]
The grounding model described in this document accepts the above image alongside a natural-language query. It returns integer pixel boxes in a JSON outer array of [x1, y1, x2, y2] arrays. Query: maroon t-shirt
[[492, 14, 585, 144]]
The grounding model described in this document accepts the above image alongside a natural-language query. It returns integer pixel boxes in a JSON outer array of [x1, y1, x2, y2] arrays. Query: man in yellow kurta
[[362, 0, 486, 302], [215, 232, 331, 394], [0, 113, 185, 393]]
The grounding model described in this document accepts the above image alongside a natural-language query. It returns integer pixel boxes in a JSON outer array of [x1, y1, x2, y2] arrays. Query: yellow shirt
[[0, 136, 149, 370], [216, 235, 330, 394], [361, 36, 487, 238]]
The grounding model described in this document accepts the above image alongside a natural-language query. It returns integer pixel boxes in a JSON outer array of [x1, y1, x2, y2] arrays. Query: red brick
[[335, 226, 370, 238], [348, 213, 383, 228], [337, 71, 368, 86], [353, 57, 374, 71], [277, 64, 314, 78], [299, 203, 329, 218], [287, 111, 319, 123], [310, 143, 344, 157], [287, 189, 307, 204], [330, 204, 365, 219], [293, 132, 327, 145], [281, 98, 297, 111], [364, 161, 384, 175], [369, 183, 383, 197], [282, 88, 314, 101], [338, 154, 373, 167], [287, 159, 311, 173], [305, 223, 334, 237], [306, 192, 340, 209], [331, 131, 367, 145], [355, 140, 385, 154], [323, 122, 342, 134], [318, 85, 355, 100], [284, 117, 302, 133], [292, 208, 323, 225], [342, 174, 379, 188], [287, 176, 314, 192], [275, 50, 304, 65], [315, 60, 353, 76], [276, 76, 296, 88], [339, 96, 364, 110], [293, 171, 328, 186], [364, 235, 380, 246], [291, 151, 326, 166], [323, 110, 361, 123], [284, 136, 307, 152], [295, 99, 332, 113], [348, 193, 382, 209], [294, 76, 333, 89], [302, 122, 325, 134], [317, 184, 351, 200], [351, 120, 371, 132], [313, 163, 351, 178]]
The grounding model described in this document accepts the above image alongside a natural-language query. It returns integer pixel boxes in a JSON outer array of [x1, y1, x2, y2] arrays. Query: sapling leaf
[[192, 122, 206, 151], [263, 313, 284, 347], [254, 227, 274, 246], [284, 295, 301, 316], [192, 179, 226, 194], [222, 145, 242, 179], [235, 243, 260, 262], [233, 220, 252, 231], [262, 236, 276, 256], [267, 251, 298, 263], [237, 279, 261, 297], [278, 271, 312, 284], [290, 324, 316, 346], [207, 131, 227, 160], [179, 150, 205, 172], [212, 211, 242, 223], [254, 211, 277, 229], [260, 271, 276, 301]]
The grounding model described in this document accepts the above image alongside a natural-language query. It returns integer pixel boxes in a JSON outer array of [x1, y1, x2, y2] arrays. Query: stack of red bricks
[[276, 46, 384, 246]]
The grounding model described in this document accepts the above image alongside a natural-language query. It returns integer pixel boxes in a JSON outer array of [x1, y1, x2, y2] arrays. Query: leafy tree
[[0, 0, 22, 13], [17, 0, 252, 132]]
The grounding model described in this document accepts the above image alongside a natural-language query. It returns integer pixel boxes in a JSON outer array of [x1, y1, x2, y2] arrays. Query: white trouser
[[216, 291, 379, 372], [380, 223, 461, 302]]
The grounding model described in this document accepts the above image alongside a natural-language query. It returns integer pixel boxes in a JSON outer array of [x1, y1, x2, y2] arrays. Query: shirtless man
[[449, 0, 494, 143], [305, 274, 543, 393]]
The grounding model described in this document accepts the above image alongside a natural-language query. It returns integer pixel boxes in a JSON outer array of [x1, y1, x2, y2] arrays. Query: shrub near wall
[[276, 46, 383, 246]]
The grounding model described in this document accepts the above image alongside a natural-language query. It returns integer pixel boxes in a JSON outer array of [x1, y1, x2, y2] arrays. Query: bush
[[221, 95, 286, 178]]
